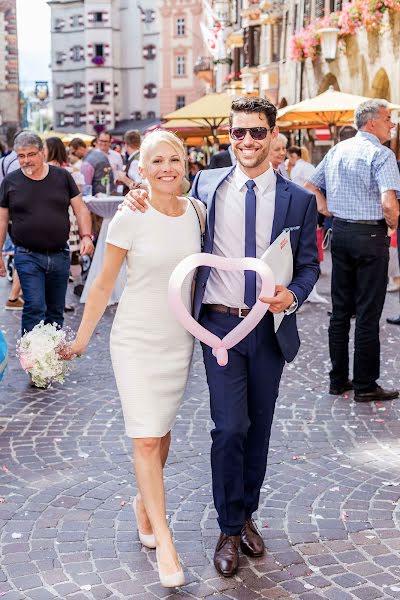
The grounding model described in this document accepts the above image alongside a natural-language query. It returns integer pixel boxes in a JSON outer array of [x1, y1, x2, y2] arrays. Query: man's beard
[[22, 166, 33, 176], [235, 146, 270, 170]]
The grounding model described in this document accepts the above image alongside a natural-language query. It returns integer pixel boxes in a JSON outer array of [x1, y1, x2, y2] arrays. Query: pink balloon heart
[[168, 253, 275, 366]]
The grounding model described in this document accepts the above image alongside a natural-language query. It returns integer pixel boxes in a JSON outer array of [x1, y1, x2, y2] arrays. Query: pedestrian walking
[[69, 137, 115, 196], [306, 99, 400, 402], [288, 145, 316, 186], [95, 130, 123, 183], [125, 96, 319, 578], [116, 129, 142, 195], [208, 143, 236, 168], [63, 131, 205, 588], [0, 141, 24, 311], [268, 133, 289, 176], [0, 132, 94, 338]]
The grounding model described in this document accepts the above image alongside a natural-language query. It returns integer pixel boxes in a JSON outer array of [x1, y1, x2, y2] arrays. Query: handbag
[[0, 331, 8, 383]]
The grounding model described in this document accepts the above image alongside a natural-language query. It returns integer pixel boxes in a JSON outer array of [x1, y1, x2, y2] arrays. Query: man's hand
[[119, 188, 149, 213], [0, 256, 5, 278], [80, 237, 94, 257], [259, 285, 294, 314]]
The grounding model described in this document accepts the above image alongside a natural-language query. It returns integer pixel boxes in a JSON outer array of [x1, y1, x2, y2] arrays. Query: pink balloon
[[168, 253, 275, 366]]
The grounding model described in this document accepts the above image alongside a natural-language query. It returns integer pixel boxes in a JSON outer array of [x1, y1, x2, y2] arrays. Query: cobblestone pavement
[[1, 256, 400, 600]]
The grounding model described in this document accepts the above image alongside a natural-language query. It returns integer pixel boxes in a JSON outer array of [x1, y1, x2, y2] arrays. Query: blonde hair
[[139, 130, 186, 169], [300, 145, 311, 163]]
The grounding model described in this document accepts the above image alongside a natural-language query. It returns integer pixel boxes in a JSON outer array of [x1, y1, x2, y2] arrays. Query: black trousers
[[329, 219, 389, 393]]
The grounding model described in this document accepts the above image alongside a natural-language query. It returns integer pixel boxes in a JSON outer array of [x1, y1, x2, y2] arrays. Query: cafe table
[[80, 195, 126, 305]]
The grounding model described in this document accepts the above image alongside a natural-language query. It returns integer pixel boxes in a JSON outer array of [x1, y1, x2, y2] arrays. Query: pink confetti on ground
[[340, 511, 348, 521], [0, 498, 5, 504], [120, 500, 127, 507], [2, 465, 9, 473]]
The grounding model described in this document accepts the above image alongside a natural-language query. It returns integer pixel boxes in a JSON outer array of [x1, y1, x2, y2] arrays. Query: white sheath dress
[[106, 200, 204, 438]]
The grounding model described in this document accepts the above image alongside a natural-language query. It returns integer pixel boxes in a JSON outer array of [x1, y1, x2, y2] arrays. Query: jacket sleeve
[[287, 193, 320, 307]]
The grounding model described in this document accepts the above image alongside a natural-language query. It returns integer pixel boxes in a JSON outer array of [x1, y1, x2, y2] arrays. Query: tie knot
[[245, 179, 256, 190]]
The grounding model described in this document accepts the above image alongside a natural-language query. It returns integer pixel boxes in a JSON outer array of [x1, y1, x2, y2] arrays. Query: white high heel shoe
[[132, 497, 156, 549], [156, 548, 185, 588]]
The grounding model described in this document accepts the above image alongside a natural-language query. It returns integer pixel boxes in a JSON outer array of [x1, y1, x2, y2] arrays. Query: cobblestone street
[[1, 258, 400, 600]]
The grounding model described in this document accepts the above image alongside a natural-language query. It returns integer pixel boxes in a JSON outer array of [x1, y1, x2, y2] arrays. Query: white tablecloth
[[81, 196, 126, 305]]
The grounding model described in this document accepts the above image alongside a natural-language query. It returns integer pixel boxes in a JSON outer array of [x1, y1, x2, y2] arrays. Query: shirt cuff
[[284, 290, 299, 315]]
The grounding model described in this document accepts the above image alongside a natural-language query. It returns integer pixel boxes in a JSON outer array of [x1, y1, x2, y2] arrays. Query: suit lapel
[[270, 172, 291, 243], [207, 166, 236, 247]]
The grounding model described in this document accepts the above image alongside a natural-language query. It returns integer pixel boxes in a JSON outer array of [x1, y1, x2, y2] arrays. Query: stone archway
[[318, 73, 340, 94], [370, 68, 391, 100]]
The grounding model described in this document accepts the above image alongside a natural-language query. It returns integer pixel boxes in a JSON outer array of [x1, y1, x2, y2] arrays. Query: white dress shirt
[[203, 165, 276, 308], [127, 151, 141, 183], [290, 159, 315, 187]]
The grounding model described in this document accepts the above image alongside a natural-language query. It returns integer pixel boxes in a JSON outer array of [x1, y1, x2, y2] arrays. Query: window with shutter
[[271, 21, 282, 62], [292, 4, 298, 34], [303, 0, 311, 24], [283, 10, 289, 60], [315, 0, 325, 18]]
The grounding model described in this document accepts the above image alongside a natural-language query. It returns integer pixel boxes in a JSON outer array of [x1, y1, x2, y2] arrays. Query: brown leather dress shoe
[[240, 518, 265, 557], [214, 533, 240, 577]]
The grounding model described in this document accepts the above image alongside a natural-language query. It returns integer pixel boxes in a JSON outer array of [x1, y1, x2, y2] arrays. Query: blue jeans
[[14, 246, 70, 335]]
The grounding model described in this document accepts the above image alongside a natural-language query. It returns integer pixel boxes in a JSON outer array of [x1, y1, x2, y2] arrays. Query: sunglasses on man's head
[[229, 127, 272, 141]]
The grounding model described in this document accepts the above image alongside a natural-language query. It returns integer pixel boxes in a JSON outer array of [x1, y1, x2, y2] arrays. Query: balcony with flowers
[[289, 0, 400, 63], [91, 56, 106, 66]]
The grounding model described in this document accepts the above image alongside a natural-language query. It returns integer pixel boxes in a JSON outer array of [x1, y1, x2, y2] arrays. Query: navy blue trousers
[[200, 308, 285, 536]]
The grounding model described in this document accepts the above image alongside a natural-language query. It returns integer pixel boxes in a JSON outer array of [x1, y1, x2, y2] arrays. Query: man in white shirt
[[288, 145, 315, 187], [125, 97, 320, 578], [116, 130, 141, 194], [96, 130, 123, 182]]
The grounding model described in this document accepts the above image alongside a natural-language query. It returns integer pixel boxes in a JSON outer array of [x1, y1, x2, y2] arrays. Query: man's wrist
[[284, 290, 298, 315], [80, 233, 94, 241]]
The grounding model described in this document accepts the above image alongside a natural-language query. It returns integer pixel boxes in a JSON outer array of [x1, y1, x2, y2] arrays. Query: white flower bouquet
[[17, 322, 74, 388]]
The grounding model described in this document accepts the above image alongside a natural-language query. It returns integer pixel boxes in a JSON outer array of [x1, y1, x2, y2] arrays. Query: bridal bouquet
[[17, 322, 74, 388]]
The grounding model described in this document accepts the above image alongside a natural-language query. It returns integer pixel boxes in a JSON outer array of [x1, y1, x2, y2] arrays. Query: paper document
[[260, 231, 293, 332]]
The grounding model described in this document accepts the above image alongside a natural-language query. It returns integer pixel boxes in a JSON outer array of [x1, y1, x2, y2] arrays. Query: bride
[[64, 130, 205, 587]]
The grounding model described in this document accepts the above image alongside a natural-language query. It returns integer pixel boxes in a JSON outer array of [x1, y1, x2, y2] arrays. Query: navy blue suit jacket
[[191, 166, 320, 363]]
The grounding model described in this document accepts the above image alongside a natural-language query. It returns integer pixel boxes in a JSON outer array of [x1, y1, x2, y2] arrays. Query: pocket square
[[283, 226, 301, 232]]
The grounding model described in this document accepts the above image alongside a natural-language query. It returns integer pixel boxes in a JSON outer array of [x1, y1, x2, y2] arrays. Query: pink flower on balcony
[[92, 56, 105, 66]]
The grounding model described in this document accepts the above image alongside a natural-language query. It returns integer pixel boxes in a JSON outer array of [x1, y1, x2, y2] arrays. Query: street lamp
[[34, 81, 49, 134], [317, 27, 339, 62]]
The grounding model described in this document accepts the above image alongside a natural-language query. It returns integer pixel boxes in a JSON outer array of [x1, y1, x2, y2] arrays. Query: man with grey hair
[[306, 99, 400, 403], [0, 131, 94, 342], [268, 133, 289, 176]]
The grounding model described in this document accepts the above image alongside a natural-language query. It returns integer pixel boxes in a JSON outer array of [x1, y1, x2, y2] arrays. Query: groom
[[127, 96, 319, 576]]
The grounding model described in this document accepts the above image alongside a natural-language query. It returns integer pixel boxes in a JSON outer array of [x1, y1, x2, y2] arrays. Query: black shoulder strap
[[188, 198, 205, 249]]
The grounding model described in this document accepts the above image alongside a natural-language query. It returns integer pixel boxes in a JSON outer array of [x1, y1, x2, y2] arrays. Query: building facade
[[279, 0, 400, 106], [196, 1, 283, 104], [48, 0, 161, 134], [159, 0, 207, 115], [0, 0, 19, 146]]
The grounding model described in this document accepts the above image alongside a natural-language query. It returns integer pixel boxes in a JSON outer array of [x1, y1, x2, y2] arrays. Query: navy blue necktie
[[244, 179, 257, 307]]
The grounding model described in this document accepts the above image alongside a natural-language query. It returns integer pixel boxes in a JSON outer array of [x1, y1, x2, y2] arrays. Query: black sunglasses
[[229, 127, 272, 141]]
